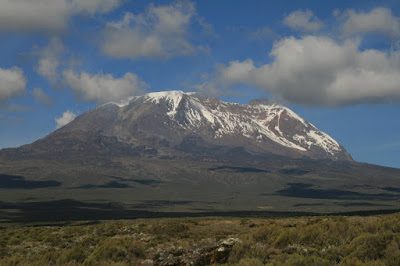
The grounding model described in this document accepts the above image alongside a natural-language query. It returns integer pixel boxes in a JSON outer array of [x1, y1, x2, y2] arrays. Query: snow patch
[[144, 91, 186, 118], [307, 130, 341, 155], [105, 90, 344, 157]]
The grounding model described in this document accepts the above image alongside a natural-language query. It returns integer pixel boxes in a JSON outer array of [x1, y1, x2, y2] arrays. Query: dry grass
[[0, 213, 399, 265]]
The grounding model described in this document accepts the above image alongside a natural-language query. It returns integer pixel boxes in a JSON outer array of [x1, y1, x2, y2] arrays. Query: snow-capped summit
[[36, 90, 352, 161]]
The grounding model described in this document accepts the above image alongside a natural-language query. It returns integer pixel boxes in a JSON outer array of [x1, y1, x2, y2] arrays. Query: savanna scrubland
[[1, 213, 400, 266]]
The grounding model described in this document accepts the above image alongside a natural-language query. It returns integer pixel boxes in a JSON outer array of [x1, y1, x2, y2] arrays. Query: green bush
[[347, 233, 393, 261], [59, 244, 89, 264], [271, 254, 331, 266], [85, 236, 145, 264], [274, 228, 300, 248], [235, 257, 264, 266]]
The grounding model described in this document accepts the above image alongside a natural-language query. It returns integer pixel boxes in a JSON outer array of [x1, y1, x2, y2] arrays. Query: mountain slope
[[1, 91, 400, 216], [10, 90, 351, 161]]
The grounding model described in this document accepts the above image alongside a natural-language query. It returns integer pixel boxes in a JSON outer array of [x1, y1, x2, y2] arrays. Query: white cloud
[[0, 67, 26, 101], [340, 7, 400, 38], [55, 110, 76, 129], [70, 0, 121, 15], [63, 70, 148, 103], [202, 36, 400, 105], [36, 37, 64, 83], [0, 0, 121, 33], [249, 26, 278, 41], [102, 1, 198, 59], [283, 9, 323, 32], [32, 88, 52, 105]]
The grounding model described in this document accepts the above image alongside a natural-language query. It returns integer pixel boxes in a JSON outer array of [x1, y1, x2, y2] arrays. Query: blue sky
[[0, 0, 400, 168]]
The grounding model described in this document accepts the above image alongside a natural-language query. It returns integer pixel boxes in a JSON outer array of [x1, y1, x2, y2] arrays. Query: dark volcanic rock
[[154, 238, 241, 266]]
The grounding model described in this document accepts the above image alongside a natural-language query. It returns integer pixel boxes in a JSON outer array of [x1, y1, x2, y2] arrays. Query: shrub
[[271, 254, 331, 266], [347, 233, 393, 261], [85, 236, 145, 264], [235, 257, 264, 266], [274, 228, 300, 248], [59, 244, 89, 264]]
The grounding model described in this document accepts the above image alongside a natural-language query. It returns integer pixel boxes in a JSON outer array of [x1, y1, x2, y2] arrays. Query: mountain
[[6, 90, 351, 161], [1, 91, 400, 220]]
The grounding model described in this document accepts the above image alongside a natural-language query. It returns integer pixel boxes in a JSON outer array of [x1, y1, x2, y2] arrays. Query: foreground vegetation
[[1, 213, 400, 265]]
